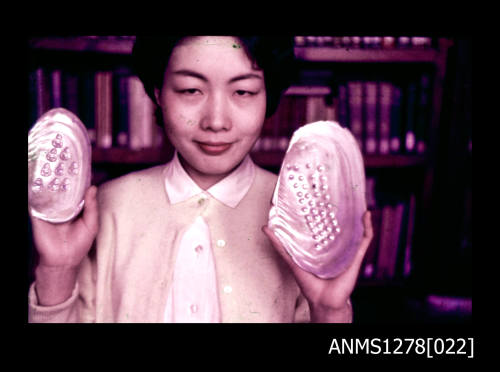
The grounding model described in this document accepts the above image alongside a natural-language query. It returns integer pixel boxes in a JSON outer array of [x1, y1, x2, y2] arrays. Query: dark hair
[[131, 35, 297, 118]]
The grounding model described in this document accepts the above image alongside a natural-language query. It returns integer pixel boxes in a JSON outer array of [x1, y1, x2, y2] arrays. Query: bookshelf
[[27, 36, 454, 292]]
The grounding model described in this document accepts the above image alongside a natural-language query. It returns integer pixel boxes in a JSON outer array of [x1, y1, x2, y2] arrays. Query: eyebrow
[[173, 69, 262, 83]]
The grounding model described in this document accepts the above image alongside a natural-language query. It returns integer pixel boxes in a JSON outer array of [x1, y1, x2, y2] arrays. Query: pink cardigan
[[28, 163, 310, 323]]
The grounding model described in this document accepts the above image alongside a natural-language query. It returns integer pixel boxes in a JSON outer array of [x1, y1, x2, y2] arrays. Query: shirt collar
[[163, 151, 256, 208]]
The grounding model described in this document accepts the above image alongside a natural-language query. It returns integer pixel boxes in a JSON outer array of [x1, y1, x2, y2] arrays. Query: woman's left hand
[[263, 210, 373, 323]]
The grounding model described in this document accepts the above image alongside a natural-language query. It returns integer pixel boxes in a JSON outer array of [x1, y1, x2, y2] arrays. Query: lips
[[196, 141, 233, 156]]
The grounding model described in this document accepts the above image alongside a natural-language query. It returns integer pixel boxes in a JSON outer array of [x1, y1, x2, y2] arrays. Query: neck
[[178, 155, 228, 190]]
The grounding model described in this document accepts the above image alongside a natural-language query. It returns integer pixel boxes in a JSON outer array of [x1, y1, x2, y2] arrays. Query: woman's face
[[156, 36, 267, 189]]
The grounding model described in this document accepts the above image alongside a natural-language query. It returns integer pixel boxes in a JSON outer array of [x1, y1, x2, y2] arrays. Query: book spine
[[378, 82, 392, 154], [78, 70, 96, 145], [361, 177, 380, 279], [387, 203, 404, 278], [415, 73, 431, 154], [113, 72, 130, 147], [128, 75, 154, 150], [389, 84, 402, 154], [94, 71, 113, 149], [403, 194, 416, 277], [404, 81, 417, 153], [376, 204, 393, 280], [347, 81, 363, 152], [51, 69, 62, 108], [35, 67, 51, 118], [61, 71, 79, 116], [325, 94, 336, 122], [364, 81, 378, 154], [337, 83, 348, 127]]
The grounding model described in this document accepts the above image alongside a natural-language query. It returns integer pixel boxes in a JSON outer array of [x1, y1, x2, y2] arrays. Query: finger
[[344, 210, 374, 276], [80, 185, 99, 235]]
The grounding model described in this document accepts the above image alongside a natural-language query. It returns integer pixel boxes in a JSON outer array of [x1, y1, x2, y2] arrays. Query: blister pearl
[[52, 134, 63, 148], [46, 148, 58, 162], [41, 163, 51, 177], [60, 147, 71, 161], [55, 163, 65, 176], [69, 162, 79, 175], [32, 178, 43, 192], [48, 178, 60, 192], [60, 178, 70, 192]]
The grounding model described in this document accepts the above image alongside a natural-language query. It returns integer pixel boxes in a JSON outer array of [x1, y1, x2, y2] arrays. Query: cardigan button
[[216, 239, 226, 248]]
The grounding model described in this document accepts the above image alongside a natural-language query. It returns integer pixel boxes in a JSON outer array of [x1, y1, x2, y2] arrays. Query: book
[[376, 204, 394, 279], [415, 73, 431, 154], [337, 83, 348, 127], [364, 81, 378, 154], [403, 194, 416, 277], [389, 84, 403, 153], [404, 81, 417, 153], [78, 70, 96, 144], [378, 82, 392, 154], [388, 203, 404, 278], [35, 67, 51, 119], [94, 70, 113, 149], [51, 69, 63, 108], [113, 71, 130, 147], [128, 75, 154, 150], [61, 70, 80, 116], [376, 203, 404, 279], [305, 95, 327, 123], [363, 207, 382, 279], [361, 177, 380, 279], [347, 81, 363, 151]]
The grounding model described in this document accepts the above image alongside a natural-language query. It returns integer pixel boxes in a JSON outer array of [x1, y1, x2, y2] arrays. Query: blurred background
[[26, 35, 471, 324]]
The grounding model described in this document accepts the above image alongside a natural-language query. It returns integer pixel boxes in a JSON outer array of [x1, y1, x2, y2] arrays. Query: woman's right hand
[[30, 185, 99, 305]]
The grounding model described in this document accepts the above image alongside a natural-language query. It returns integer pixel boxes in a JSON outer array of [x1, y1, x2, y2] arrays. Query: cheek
[[238, 97, 267, 136], [161, 101, 198, 137]]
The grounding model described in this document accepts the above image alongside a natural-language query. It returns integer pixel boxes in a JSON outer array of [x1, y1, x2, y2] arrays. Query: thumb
[[80, 185, 99, 236]]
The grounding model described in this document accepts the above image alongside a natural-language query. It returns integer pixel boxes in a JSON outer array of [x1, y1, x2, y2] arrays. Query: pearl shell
[[28, 108, 91, 223], [268, 121, 366, 279]]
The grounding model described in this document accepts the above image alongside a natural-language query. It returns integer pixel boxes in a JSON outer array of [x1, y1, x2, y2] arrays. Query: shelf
[[250, 151, 427, 169], [294, 46, 440, 63], [29, 37, 440, 64], [29, 37, 135, 55]]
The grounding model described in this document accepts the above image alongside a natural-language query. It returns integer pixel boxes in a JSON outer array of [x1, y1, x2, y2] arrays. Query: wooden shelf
[[294, 46, 440, 63], [29, 37, 135, 55], [29, 37, 440, 64], [251, 151, 427, 169]]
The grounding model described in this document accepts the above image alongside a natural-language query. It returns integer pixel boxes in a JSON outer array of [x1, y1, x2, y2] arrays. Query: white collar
[[163, 151, 256, 208]]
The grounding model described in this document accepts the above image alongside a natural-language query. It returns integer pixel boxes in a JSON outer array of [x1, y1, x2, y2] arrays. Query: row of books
[[294, 36, 434, 49], [361, 177, 416, 281], [253, 74, 432, 155], [28, 67, 164, 150], [28, 66, 432, 157]]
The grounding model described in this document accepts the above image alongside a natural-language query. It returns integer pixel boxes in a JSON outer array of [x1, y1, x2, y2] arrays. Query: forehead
[[167, 36, 261, 76]]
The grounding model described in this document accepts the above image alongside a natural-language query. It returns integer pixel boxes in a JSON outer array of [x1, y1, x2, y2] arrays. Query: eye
[[178, 88, 202, 95], [234, 90, 256, 97]]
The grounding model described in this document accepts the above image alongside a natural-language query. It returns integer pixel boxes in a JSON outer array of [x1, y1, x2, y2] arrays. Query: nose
[[199, 92, 232, 132]]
